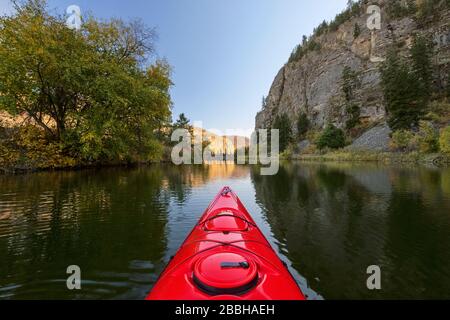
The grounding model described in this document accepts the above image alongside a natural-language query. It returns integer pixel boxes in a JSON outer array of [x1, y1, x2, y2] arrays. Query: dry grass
[[291, 150, 450, 165]]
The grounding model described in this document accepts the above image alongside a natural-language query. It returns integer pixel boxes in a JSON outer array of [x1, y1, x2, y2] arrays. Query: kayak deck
[[146, 187, 305, 300]]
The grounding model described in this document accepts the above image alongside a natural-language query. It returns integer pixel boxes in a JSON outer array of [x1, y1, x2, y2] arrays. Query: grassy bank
[[285, 150, 450, 165]]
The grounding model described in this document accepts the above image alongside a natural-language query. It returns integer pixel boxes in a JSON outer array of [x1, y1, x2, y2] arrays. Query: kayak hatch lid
[[193, 252, 258, 296]]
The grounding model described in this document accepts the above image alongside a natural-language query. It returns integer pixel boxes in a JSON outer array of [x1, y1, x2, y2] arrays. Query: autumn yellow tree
[[0, 0, 172, 164]]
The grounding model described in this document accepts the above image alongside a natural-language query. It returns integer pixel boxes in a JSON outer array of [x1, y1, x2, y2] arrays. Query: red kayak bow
[[146, 187, 306, 300]]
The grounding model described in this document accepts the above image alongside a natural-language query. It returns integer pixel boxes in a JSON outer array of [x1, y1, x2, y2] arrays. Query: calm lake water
[[1, 162, 450, 300]]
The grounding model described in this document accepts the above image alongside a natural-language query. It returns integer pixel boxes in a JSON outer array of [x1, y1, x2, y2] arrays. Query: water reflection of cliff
[[251, 162, 450, 299], [160, 163, 250, 197]]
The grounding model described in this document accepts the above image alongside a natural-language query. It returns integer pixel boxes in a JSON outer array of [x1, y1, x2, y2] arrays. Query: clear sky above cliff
[[0, 0, 348, 135]]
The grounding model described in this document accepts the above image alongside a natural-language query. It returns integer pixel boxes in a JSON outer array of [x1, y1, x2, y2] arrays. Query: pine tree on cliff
[[380, 49, 426, 130], [410, 34, 433, 102], [262, 96, 267, 109], [272, 114, 292, 153], [342, 66, 361, 129], [297, 113, 309, 139], [353, 23, 361, 38]]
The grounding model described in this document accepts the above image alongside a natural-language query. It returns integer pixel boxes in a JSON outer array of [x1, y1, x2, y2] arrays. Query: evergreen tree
[[302, 35, 308, 47], [416, 0, 440, 21], [410, 34, 433, 101], [407, 0, 418, 13], [380, 49, 426, 130], [314, 20, 328, 37], [342, 66, 359, 101], [342, 66, 361, 129], [262, 96, 267, 109], [353, 23, 361, 38], [272, 113, 292, 152], [173, 113, 191, 130], [297, 113, 310, 138], [386, 0, 418, 18], [346, 104, 361, 129]]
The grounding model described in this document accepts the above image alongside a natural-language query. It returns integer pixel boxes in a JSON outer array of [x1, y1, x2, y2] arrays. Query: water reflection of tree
[[251, 163, 378, 299], [0, 163, 253, 298], [251, 162, 450, 299], [385, 168, 450, 299], [161, 164, 196, 203], [0, 167, 170, 299]]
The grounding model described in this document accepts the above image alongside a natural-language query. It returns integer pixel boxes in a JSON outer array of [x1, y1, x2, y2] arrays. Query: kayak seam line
[[180, 239, 273, 250], [199, 214, 258, 228]]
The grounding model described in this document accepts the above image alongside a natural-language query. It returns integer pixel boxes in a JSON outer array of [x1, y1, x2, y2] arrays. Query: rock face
[[297, 140, 311, 153], [193, 127, 250, 155], [256, 0, 450, 137], [347, 123, 392, 151]]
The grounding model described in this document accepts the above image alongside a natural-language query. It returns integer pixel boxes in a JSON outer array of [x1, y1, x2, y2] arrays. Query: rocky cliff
[[193, 127, 250, 155], [256, 0, 450, 136]]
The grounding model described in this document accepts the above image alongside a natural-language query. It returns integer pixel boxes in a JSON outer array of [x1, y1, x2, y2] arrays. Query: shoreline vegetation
[[0, 0, 174, 173], [0, 1, 247, 174], [1, 0, 450, 174], [283, 150, 450, 165]]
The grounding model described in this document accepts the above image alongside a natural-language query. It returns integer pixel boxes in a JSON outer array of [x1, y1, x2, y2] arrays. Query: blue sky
[[0, 0, 348, 134]]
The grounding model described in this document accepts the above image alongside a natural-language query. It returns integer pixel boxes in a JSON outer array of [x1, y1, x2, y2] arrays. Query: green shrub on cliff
[[386, 0, 417, 19], [440, 126, 450, 154], [288, 0, 364, 63], [418, 121, 439, 153], [316, 125, 346, 150], [416, 0, 449, 22], [427, 100, 450, 125], [390, 130, 417, 152], [342, 66, 360, 102], [289, 37, 322, 63], [353, 23, 361, 38], [329, 1, 362, 32]]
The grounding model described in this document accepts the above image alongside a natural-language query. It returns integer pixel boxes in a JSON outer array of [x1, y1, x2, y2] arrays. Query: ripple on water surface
[[1, 164, 450, 299]]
